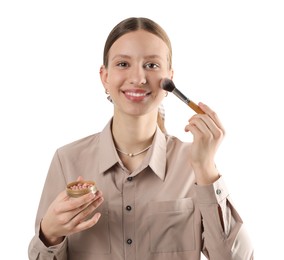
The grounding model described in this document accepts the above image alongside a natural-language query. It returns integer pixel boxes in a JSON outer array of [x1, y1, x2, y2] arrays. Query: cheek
[[106, 73, 123, 90], [108, 71, 125, 84], [154, 88, 167, 102]]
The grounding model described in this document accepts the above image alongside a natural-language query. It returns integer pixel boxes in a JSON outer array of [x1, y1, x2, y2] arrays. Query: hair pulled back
[[103, 17, 172, 69], [103, 17, 171, 134]]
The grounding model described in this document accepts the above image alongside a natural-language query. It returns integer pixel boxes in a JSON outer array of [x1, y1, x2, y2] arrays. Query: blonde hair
[[157, 104, 166, 134]]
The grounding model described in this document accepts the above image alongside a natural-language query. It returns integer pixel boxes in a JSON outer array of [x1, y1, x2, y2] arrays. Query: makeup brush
[[160, 78, 204, 114]]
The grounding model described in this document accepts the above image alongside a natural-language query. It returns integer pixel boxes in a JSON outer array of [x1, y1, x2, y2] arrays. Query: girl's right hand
[[39, 189, 104, 246]]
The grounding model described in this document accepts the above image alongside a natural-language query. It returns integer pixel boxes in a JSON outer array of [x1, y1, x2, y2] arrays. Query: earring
[[164, 91, 168, 97], [107, 95, 113, 103], [105, 89, 113, 103]]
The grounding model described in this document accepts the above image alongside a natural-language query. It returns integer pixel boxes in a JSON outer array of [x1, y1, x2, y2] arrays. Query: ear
[[99, 65, 109, 90]]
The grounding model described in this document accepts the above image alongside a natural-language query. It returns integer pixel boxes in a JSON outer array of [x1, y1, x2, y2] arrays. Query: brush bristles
[[160, 78, 175, 92]]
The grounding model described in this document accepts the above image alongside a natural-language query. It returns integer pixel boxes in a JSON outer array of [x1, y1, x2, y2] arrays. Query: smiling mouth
[[123, 91, 151, 97], [122, 90, 151, 101]]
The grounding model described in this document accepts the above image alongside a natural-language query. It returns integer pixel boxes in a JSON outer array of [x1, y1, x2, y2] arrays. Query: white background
[[1, 1, 283, 259]]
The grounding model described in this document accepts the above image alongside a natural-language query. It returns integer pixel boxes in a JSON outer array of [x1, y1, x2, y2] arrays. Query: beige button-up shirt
[[28, 119, 254, 260]]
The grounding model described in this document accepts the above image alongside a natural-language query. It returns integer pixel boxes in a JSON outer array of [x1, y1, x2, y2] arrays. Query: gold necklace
[[115, 145, 152, 157]]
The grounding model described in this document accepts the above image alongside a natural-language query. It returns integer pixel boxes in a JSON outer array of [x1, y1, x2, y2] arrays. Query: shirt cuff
[[195, 176, 229, 204], [32, 226, 67, 257]]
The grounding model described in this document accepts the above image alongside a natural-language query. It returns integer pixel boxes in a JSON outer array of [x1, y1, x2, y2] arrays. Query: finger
[[66, 191, 104, 221], [74, 212, 102, 232], [185, 117, 209, 137], [68, 197, 104, 228], [76, 176, 84, 181], [185, 122, 203, 138], [198, 102, 226, 134], [71, 193, 104, 218], [189, 115, 224, 140], [60, 192, 98, 213]]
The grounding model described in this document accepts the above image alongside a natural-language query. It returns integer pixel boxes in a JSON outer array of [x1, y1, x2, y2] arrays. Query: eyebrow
[[111, 54, 163, 61]]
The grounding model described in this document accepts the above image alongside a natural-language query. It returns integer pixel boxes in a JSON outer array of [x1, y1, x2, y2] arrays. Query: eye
[[117, 62, 128, 68], [145, 63, 159, 69]]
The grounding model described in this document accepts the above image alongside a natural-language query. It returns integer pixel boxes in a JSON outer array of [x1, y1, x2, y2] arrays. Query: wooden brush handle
[[188, 101, 205, 114]]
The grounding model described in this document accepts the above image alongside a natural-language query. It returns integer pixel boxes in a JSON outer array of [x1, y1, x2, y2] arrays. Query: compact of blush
[[66, 180, 97, 198]]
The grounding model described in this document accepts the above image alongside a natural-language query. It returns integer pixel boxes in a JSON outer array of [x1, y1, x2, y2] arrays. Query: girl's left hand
[[184, 102, 225, 185]]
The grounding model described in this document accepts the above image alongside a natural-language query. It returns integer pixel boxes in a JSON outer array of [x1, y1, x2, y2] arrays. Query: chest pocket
[[148, 197, 195, 253]]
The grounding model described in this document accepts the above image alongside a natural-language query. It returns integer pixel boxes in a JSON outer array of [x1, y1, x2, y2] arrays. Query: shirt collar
[[98, 118, 167, 181], [98, 119, 118, 174], [148, 126, 167, 181]]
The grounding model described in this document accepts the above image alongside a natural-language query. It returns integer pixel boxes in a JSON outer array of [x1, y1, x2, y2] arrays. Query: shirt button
[[126, 205, 132, 211], [126, 238, 133, 244], [216, 189, 222, 195], [127, 177, 133, 181]]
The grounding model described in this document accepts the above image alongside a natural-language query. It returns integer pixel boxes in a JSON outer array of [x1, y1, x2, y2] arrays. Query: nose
[[128, 65, 147, 86]]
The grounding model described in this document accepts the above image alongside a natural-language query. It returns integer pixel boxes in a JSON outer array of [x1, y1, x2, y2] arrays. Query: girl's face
[[100, 30, 173, 117]]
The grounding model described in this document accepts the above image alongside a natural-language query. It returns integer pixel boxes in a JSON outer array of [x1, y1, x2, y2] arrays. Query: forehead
[[108, 30, 169, 59]]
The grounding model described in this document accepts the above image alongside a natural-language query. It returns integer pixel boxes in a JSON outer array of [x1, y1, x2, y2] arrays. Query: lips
[[123, 89, 151, 101]]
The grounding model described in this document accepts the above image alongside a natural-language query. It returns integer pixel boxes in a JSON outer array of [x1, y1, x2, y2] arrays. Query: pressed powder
[[66, 180, 97, 198]]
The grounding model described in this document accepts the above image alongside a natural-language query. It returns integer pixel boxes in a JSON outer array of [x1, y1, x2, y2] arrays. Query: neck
[[112, 113, 157, 153]]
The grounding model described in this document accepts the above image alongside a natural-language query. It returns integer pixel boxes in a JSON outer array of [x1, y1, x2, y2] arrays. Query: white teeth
[[125, 92, 147, 97]]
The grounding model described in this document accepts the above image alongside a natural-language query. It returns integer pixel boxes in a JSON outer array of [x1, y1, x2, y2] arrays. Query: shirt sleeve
[[195, 176, 254, 260], [28, 150, 68, 260], [28, 226, 68, 260]]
